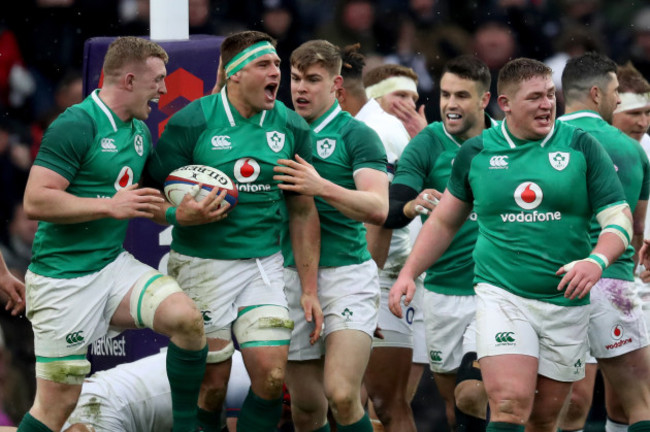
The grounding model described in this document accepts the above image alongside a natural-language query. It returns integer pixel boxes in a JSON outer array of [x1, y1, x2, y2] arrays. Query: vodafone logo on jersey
[[514, 182, 543, 210], [234, 158, 260, 183], [234, 158, 271, 193], [500, 181, 561, 223], [114, 166, 134, 190]]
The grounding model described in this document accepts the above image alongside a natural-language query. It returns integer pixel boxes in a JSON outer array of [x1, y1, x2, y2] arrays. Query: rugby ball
[[164, 165, 238, 211]]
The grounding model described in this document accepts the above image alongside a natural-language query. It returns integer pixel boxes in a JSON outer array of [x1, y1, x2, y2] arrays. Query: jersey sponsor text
[[500, 210, 562, 223]]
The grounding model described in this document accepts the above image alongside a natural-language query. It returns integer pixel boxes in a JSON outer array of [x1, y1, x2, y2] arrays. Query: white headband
[[365, 76, 418, 99], [614, 92, 650, 114]]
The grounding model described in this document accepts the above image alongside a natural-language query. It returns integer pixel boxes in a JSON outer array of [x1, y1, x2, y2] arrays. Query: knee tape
[[233, 305, 293, 348], [130, 270, 183, 329], [456, 351, 482, 384], [36, 358, 91, 385], [207, 340, 236, 364]]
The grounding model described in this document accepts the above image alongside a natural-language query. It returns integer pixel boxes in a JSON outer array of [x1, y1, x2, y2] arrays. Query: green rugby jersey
[[393, 116, 496, 295], [559, 110, 650, 281], [30, 90, 152, 278], [448, 120, 626, 306], [283, 101, 387, 267], [148, 86, 313, 260]]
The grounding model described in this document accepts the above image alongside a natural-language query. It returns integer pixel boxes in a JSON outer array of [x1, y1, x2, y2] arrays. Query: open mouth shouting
[[264, 82, 278, 102], [148, 97, 159, 113]]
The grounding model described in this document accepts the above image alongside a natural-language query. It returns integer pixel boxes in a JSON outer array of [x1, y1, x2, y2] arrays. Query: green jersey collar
[[312, 100, 341, 133], [501, 118, 556, 149], [441, 124, 462, 147], [557, 110, 603, 122], [220, 85, 268, 128], [91, 89, 131, 132]]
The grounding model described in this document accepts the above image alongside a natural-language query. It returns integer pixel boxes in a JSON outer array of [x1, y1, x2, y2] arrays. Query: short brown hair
[[103, 37, 168, 79], [290, 40, 342, 77], [617, 62, 650, 94], [221, 31, 276, 68], [497, 58, 551, 96]]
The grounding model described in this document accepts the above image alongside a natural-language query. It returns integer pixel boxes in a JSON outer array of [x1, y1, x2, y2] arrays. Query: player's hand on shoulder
[[274, 154, 326, 196], [404, 188, 441, 218], [109, 184, 165, 220], [388, 275, 416, 318], [0, 271, 25, 316], [556, 259, 602, 300], [175, 184, 230, 226]]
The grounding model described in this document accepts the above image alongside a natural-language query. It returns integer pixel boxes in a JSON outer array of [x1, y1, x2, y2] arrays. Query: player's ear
[[497, 94, 510, 113], [124, 72, 135, 90], [332, 75, 343, 93], [590, 85, 601, 105], [229, 71, 242, 84], [481, 92, 491, 110]]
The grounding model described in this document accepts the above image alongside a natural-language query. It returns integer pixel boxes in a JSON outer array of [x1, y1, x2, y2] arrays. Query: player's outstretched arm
[[274, 155, 388, 225], [0, 252, 25, 316], [286, 193, 323, 344], [23, 166, 165, 224], [388, 190, 471, 317]]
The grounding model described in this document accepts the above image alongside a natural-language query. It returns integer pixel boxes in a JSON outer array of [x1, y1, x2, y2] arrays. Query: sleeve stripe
[[602, 224, 631, 243]]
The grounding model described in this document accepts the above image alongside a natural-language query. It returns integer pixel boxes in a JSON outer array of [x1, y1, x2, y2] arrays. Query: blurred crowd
[[1, 0, 650, 427]]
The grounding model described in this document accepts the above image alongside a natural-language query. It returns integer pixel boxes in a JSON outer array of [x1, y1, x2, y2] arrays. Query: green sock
[[630, 421, 650, 432], [487, 422, 525, 432], [196, 407, 221, 432], [236, 388, 282, 431], [336, 413, 373, 431], [17, 413, 53, 432], [167, 342, 208, 432], [313, 423, 331, 432]]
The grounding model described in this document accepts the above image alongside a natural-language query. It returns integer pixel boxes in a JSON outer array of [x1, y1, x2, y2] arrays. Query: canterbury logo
[[495, 332, 515, 343], [489, 155, 508, 169], [100, 138, 117, 151], [211, 135, 231, 149], [429, 350, 442, 362], [65, 331, 85, 344]]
